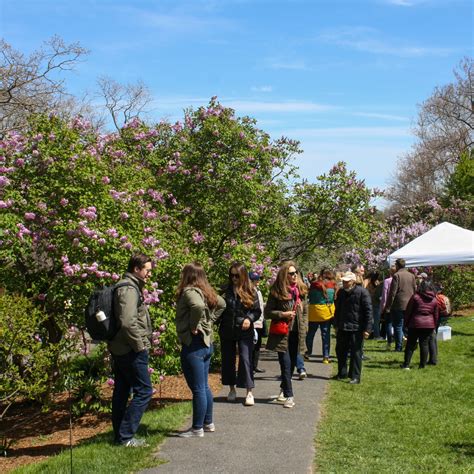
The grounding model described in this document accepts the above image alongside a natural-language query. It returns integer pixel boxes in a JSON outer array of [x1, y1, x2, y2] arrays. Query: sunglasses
[[230, 272, 240, 278], [288, 271, 298, 276]]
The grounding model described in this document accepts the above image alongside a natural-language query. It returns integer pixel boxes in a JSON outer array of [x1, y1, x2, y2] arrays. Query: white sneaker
[[244, 392, 255, 406], [299, 370, 307, 380], [178, 428, 204, 438], [204, 423, 215, 432], [227, 388, 236, 402], [283, 397, 295, 408], [276, 391, 286, 403]]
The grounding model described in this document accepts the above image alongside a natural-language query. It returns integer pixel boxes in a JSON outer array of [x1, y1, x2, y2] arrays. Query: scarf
[[289, 282, 300, 308]]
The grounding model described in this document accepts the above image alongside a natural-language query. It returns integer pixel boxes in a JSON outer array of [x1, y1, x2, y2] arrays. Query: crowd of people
[[107, 253, 445, 446]]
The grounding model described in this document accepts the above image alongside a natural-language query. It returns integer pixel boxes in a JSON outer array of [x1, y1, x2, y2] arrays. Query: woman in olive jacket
[[265, 261, 308, 409], [216, 262, 261, 407], [175, 262, 226, 437]]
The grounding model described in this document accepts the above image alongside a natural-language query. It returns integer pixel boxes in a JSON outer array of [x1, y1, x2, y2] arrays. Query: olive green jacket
[[176, 287, 226, 347], [108, 273, 152, 356], [265, 293, 308, 354]]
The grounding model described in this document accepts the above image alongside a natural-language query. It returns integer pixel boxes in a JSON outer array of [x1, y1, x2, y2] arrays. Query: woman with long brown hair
[[175, 262, 226, 437], [265, 261, 308, 408], [217, 262, 261, 406]]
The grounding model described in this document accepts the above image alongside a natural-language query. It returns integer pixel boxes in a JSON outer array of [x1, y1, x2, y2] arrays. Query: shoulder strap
[[114, 281, 143, 307]]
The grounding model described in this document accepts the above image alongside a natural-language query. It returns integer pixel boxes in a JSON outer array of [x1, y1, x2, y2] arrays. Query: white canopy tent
[[387, 222, 474, 268]]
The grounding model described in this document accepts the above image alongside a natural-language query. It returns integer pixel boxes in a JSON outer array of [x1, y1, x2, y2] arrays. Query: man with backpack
[[109, 253, 154, 447]]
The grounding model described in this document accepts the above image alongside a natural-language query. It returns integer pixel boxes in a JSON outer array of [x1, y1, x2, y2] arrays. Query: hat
[[420, 272, 428, 279], [341, 271, 356, 282], [249, 272, 261, 281]]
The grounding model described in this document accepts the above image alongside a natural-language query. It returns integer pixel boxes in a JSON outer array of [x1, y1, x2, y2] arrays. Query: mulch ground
[[0, 373, 222, 473]]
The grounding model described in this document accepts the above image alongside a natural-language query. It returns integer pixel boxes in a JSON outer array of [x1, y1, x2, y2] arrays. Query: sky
[[1, 0, 472, 196]]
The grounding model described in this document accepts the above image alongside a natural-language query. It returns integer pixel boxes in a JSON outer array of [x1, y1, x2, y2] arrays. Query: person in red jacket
[[401, 280, 439, 370]]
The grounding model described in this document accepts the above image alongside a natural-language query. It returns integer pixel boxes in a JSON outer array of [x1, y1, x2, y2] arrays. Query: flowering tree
[[283, 161, 382, 261]]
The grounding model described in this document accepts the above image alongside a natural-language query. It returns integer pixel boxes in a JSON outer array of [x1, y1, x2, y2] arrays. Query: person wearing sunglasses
[[216, 262, 261, 406], [265, 261, 308, 408]]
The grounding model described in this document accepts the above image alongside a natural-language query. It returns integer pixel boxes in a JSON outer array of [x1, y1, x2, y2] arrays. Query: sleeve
[[360, 288, 373, 333], [264, 294, 285, 321], [433, 299, 440, 326], [386, 274, 399, 310], [212, 295, 227, 323], [245, 291, 262, 323], [114, 286, 144, 352]]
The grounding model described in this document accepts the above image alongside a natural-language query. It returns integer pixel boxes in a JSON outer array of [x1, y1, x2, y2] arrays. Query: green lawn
[[13, 402, 192, 474], [315, 315, 474, 473]]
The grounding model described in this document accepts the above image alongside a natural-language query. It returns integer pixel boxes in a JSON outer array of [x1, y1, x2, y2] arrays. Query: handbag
[[269, 299, 297, 336], [269, 319, 289, 336]]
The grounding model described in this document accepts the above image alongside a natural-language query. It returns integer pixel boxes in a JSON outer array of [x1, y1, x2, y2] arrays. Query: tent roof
[[388, 222, 474, 267]]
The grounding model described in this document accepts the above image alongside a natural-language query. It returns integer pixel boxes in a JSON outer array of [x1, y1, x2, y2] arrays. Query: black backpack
[[84, 281, 142, 341]]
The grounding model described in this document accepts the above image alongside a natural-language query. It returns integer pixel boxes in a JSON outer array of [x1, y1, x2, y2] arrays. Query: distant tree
[[388, 57, 473, 206], [443, 149, 474, 202], [97, 76, 152, 132], [0, 36, 89, 135]]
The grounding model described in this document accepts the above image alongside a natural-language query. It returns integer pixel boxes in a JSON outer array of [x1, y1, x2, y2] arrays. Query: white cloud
[[289, 126, 411, 138], [352, 112, 410, 122], [319, 27, 453, 57], [222, 100, 337, 113], [251, 85, 273, 93], [265, 59, 309, 70]]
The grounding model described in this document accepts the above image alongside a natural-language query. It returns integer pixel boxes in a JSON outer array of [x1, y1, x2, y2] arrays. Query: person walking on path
[[306, 269, 336, 364], [175, 262, 226, 437], [401, 280, 439, 370], [334, 271, 373, 384], [249, 271, 267, 374], [386, 258, 416, 352], [109, 253, 154, 448], [217, 262, 261, 406], [265, 261, 308, 408]]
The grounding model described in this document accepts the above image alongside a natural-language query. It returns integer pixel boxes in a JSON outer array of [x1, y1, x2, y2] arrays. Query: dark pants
[[429, 320, 440, 364], [336, 330, 364, 381], [277, 331, 299, 397], [404, 328, 433, 368], [112, 350, 153, 444], [253, 327, 265, 371], [181, 335, 213, 429], [221, 336, 254, 389]]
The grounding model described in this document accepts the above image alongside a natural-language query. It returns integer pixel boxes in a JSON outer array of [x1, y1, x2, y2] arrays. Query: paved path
[[142, 338, 331, 474]]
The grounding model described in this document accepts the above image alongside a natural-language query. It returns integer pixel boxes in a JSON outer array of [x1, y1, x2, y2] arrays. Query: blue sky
[[1, 0, 472, 193]]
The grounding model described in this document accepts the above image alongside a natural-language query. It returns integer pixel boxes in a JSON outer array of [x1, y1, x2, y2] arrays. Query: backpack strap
[[114, 281, 143, 307]]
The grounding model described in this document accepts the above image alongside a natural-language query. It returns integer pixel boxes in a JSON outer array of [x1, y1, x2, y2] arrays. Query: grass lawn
[[13, 402, 192, 473], [315, 315, 474, 473]]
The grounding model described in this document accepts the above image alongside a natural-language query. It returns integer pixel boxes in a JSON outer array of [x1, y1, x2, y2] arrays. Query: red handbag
[[269, 320, 289, 336]]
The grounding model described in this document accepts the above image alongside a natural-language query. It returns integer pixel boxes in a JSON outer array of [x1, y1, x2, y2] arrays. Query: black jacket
[[217, 286, 261, 341], [334, 285, 373, 333]]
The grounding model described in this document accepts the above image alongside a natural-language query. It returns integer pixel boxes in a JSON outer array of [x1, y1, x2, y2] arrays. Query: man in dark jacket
[[109, 253, 154, 447], [386, 258, 416, 352], [334, 271, 373, 384]]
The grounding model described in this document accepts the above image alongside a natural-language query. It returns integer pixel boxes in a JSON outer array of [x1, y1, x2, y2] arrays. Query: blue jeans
[[384, 312, 393, 344], [372, 305, 381, 338], [112, 350, 153, 443], [306, 321, 331, 358], [391, 309, 405, 351], [181, 335, 213, 429]]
